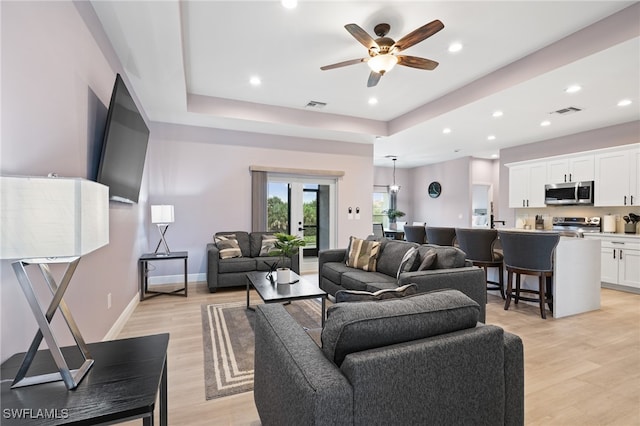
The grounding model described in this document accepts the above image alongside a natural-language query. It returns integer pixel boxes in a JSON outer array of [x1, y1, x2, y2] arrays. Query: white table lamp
[[0, 176, 109, 390], [151, 205, 174, 255]]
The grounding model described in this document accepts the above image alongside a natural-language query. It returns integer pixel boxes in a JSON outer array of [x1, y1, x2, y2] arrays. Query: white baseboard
[[148, 273, 205, 285], [103, 293, 139, 341]]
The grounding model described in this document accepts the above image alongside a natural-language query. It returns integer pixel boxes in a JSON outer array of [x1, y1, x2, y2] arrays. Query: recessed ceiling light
[[491, 154, 499, 159], [281, 0, 297, 9], [540, 120, 551, 127], [487, 135, 496, 141], [617, 99, 632, 107], [565, 85, 582, 93], [448, 42, 463, 53], [492, 110, 503, 118], [368, 97, 378, 105], [442, 127, 451, 134], [249, 76, 261, 86]]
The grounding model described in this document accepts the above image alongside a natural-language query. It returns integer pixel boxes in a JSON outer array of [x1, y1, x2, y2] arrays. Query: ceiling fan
[[320, 20, 444, 87]]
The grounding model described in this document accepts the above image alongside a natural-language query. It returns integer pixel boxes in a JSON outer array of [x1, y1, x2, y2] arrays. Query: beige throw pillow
[[345, 236, 380, 272], [259, 234, 277, 256], [214, 234, 242, 259]]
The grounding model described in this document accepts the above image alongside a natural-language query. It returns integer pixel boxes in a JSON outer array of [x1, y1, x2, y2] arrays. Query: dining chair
[[372, 223, 385, 238], [455, 228, 504, 299], [403, 225, 427, 244], [498, 231, 560, 319], [426, 226, 457, 246]]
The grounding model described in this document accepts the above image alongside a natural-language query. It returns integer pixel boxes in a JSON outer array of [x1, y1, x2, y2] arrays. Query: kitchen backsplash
[[514, 206, 640, 234]]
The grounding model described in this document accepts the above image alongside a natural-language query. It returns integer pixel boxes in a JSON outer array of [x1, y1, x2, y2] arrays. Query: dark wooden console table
[[1, 333, 169, 425]]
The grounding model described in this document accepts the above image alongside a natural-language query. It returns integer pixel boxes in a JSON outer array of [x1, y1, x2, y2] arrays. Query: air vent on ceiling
[[550, 106, 583, 115], [305, 100, 327, 109]]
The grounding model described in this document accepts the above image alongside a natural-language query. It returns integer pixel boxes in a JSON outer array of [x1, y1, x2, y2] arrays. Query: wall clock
[[428, 181, 442, 198]]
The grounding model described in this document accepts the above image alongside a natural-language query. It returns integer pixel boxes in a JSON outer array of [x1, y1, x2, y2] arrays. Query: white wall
[[146, 123, 374, 276], [0, 1, 147, 361]]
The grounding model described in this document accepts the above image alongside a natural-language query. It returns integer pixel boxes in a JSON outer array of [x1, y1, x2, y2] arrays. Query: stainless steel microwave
[[544, 181, 594, 205]]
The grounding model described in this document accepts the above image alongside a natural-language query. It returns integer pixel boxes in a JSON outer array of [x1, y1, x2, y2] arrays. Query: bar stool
[[426, 226, 457, 246], [455, 228, 504, 299], [498, 231, 560, 319], [404, 225, 426, 243]]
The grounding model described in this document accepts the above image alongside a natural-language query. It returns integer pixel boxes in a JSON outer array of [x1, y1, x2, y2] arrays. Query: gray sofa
[[319, 238, 487, 322], [206, 231, 300, 292], [254, 289, 524, 426]]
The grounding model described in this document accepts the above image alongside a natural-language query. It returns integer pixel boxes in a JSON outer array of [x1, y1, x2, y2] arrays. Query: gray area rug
[[201, 299, 322, 400]]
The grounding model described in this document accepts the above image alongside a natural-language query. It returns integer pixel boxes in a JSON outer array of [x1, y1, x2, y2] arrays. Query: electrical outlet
[[107, 293, 112, 309]]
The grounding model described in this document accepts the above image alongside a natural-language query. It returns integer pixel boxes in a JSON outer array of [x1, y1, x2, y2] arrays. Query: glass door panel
[[303, 186, 319, 257]]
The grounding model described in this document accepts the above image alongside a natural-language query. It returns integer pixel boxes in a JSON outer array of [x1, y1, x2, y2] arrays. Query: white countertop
[[584, 233, 640, 241]]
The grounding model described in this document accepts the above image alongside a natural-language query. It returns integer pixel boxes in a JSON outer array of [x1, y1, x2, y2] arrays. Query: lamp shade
[[367, 54, 398, 74], [0, 176, 109, 260], [151, 205, 174, 224]]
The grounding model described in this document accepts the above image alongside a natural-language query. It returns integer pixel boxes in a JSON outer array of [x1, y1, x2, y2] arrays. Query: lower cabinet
[[600, 238, 640, 289]]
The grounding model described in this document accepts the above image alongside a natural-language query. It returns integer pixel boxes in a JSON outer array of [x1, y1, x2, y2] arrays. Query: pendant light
[[388, 156, 400, 193]]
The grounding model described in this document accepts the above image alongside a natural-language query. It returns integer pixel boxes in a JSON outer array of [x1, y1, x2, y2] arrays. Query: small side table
[[139, 251, 188, 301]]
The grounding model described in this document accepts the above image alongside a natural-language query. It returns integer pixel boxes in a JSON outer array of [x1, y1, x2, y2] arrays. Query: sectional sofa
[[319, 238, 487, 322]]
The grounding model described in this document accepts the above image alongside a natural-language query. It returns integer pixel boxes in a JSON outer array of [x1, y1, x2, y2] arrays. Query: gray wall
[[1, 1, 147, 361]]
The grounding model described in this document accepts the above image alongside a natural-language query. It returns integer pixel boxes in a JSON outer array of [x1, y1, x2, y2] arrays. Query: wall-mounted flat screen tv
[[97, 73, 149, 204]]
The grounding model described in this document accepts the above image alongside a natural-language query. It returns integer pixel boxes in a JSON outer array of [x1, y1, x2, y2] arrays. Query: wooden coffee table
[[246, 271, 327, 326]]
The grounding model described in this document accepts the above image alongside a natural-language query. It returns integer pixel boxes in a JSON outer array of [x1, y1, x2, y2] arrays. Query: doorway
[[267, 176, 336, 272]]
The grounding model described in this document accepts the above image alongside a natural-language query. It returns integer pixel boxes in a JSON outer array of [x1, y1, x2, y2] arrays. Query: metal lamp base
[[11, 257, 93, 390]]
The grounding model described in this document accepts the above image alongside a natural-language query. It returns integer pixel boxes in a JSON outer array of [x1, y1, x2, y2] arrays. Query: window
[[373, 188, 389, 227]]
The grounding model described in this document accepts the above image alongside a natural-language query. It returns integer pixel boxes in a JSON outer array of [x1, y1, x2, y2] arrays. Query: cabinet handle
[[569, 173, 572, 182], [620, 249, 623, 259], [522, 200, 525, 207], [613, 250, 616, 259], [564, 174, 567, 182], [631, 196, 634, 205], [624, 196, 627, 205], [527, 200, 529, 207]]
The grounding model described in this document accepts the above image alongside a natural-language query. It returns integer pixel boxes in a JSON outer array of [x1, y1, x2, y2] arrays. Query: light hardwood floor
[[118, 275, 640, 425]]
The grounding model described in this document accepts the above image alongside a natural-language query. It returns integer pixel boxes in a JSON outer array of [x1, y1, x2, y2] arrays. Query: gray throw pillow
[[417, 249, 437, 270], [396, 247, 418, 278], [335, 283, 418, 303]]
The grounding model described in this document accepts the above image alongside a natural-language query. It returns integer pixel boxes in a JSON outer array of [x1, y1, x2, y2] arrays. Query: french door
[[266, 176, 336, 271]]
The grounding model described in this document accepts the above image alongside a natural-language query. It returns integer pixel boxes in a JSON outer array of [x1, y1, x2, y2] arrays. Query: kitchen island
[[497, 229, 601, 318]]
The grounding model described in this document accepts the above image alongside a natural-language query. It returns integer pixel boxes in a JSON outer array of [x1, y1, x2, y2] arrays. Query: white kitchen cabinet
[[595, 146, 640, 206], [547, 155, 594, 183], [598, 238, 640, 289], [508, 161, 547, 208]]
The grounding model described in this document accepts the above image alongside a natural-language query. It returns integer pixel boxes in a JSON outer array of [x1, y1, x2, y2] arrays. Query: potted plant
[[269, 233, 306, 284], [384, 209, 406, 230]]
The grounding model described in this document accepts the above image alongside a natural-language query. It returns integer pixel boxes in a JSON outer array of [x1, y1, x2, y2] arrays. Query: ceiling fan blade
[[397, 55, 439, 70], [320, 58, 367, 71], [392, 19, 444, 52], [367, 71, 382, 87], [345, 23, 379, 50]]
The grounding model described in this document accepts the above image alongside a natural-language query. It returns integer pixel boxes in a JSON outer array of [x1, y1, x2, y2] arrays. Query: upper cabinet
[[508, 161, 547, 208], [595, 146, 640, 206], [547, 155, 594, 183], [507, 144, 639, 209]]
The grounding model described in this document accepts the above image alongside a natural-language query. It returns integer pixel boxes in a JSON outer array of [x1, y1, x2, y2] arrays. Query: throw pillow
[[417, 249, 437, 270], [214, 234, 242, 259], [259, 234, 277, 256], [396, 247, 418, 279], [335, 283, 418, 303], [345, 236, 380, 272]]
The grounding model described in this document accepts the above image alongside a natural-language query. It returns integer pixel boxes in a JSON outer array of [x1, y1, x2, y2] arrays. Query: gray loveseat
[[206, 231, 300, 292], [254, 289, 524, 425], [319, 238, 487, 322]]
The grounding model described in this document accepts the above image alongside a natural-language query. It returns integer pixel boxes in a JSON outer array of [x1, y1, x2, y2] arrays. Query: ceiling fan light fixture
[[368, 54, 398, 74]]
